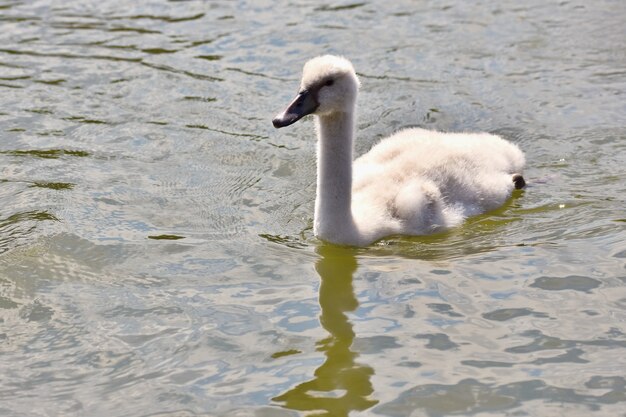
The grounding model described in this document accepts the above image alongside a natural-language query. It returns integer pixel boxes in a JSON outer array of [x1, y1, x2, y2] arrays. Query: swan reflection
[[273, 245, 378, 416]]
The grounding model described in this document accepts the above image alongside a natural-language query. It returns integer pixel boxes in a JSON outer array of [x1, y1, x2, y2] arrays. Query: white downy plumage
[[273, 55, 525, 246]]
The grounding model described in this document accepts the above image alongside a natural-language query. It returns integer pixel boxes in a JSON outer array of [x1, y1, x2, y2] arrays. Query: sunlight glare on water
[[0, 0, 625, 416]]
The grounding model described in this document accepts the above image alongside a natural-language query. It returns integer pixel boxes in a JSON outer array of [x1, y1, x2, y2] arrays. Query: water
[[1, 0, 625, 416]]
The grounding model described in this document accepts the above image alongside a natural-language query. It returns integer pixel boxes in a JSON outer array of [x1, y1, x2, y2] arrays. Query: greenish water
[[1, 1, 625, 416]]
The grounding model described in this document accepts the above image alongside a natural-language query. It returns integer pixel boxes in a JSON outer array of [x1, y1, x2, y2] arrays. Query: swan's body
[[273, 55, 525, 246]]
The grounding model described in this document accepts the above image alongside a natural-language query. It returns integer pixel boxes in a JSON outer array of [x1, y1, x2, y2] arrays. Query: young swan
[[273, 55, 526, 246]]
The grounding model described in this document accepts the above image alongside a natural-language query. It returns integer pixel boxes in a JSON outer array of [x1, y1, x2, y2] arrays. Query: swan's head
[[273, 55, 360, 128]]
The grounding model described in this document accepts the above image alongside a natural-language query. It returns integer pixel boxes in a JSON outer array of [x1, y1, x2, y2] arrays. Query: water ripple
[[0, 0, 625, 416]]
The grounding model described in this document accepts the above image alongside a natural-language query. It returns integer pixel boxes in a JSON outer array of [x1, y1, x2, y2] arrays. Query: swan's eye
[[325, 79, 334, 87]]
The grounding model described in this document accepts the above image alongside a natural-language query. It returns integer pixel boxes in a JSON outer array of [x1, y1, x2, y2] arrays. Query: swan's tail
[[512, 174, 526, 189]]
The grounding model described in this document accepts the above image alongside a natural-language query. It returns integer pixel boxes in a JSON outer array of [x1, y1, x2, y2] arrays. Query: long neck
[[314, 111, 357, 242]]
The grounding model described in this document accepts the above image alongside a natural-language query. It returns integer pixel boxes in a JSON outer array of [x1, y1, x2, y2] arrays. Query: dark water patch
[[195, 54, 222, 61], [582, 309, 600, 316], [586, 376, 626, 390], [1, 211, 59, 225], [104, 44, 138, 52], [414, 333, 459, 351], [189, 37, 221, 47], [529, 348, 588, 365], [427, 303, 463, 318], [0, 15, 41, 23], [226, 67, 291, 81], [113, 13, 205, 23], [0, 3, 19, 10], [606, 328, 625, 338], [25, 108, 54, 115], [36, 130, 65, 137], [398, 277, 421, 285], [0, 75, 29, 81], [315, 3, 367, 12], [258, 234, 309, 249], [148, 234, 185, 240], [0, 82, 23, 88], [271, 349, 301, 359], [0, 210, 58, 255], [392, 11, 413, 17], [505, 331, 571, 354], [50, 21, 105, 31], [482, 308, 549, 321], [462, 360, 514, 368], [463, 348, 589, 369], [0, 47, 143, 63], [140, 61, 223, 82], [353, 336, 401, 354], [141, 48, 178, 55], [183, 96, 217, 102], [317, 24, 349, 30], [185, 124, 268, 140], [29, 182, 74, 190], [505, 330, 626, 354], [63, 116, 109, 125], [0, 295, 19, 309], [1, 149, 90, 159], [0, 61, 23, 69], [107, 26, 162, 35], [530, 275, 602, 293], [357, 72, 440, 84], [398, 361, 422, 368], [19, 300, 54, 322]]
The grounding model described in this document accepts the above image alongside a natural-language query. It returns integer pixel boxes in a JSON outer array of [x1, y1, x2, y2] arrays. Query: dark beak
[[272, 90, 319, 128]]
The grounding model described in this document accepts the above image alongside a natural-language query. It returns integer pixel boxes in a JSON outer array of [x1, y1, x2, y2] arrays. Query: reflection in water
[[1, 1, 625, 415], [273, 245, 378, 416]]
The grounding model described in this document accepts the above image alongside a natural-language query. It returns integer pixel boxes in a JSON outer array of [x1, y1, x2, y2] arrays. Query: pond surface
[[1, 0, 625, 416]]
